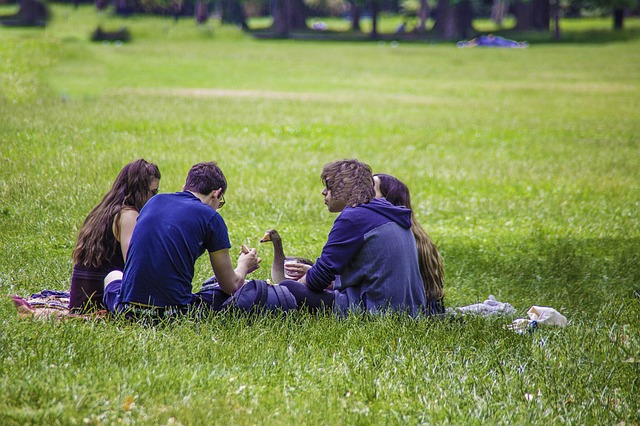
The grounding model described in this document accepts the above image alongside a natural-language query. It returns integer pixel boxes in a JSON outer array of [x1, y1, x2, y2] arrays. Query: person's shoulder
[[119, 206, 139, 217], [117, 207, 139, 226], [160, 191, 200, 206], [368, 198, 393, 208], [342, 199, 389, 216], [335, 204, 374, 227]]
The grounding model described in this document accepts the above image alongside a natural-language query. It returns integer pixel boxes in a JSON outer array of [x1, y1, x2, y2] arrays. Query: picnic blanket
[[10, 290, 107, 320]]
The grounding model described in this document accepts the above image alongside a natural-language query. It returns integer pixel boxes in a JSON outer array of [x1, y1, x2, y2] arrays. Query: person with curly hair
[[281, 159, 428, 316], [374, 173, 445, 315], [69, 159, 161, 313]]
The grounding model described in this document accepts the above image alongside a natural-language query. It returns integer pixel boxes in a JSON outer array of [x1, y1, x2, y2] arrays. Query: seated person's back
[[120, 190, 231, 307], [104, 162, 260, 315]]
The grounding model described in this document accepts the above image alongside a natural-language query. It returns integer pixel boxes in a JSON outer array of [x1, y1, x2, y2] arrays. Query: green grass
[[1, 6, 639, 424]]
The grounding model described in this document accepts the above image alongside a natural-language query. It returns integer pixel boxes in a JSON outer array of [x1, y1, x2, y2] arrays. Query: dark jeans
[[103, 280, 230, 321], [279, 280, 335, 313]]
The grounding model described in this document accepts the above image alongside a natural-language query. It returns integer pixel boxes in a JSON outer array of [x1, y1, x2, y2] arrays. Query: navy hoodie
[[306, 198, 427, 315]]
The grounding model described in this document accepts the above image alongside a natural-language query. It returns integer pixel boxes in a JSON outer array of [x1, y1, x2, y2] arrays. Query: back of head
[[374, 173, 411, 209], [321, 159, 374, 207], [184, 162, 227, 195], [119, 159, 161, 211]]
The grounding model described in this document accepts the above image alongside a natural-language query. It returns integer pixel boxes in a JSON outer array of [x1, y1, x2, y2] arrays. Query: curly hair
[[375, 173, 444, 301], [73, 159, 161, 267], [321, 160, 374, 207]]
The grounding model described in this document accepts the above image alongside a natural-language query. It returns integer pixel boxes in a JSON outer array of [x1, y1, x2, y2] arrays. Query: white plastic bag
[[507, 305, 567, 334], [527, 306, 567, 327]]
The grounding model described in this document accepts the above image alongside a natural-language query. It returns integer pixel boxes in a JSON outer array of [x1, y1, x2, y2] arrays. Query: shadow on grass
[[443, 235, 640, 316]]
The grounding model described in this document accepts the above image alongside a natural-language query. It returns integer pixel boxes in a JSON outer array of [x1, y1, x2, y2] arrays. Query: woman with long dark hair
[[373, 173, 445, 314], [69, 159, 160, 313]]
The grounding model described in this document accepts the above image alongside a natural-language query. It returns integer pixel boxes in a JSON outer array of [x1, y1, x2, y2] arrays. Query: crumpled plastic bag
[[507, 305, 567, 334], [447, 295, 517, 317], [527, 306, 567, 327]]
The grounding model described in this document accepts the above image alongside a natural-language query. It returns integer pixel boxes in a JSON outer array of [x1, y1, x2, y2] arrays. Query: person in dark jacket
[[281, 159, 428, 316]]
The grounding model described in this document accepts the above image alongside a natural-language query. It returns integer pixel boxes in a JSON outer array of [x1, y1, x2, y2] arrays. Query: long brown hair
[[374, 173, 444, 301], [321, 160, 375, 207], [73, 159, 161, 267]]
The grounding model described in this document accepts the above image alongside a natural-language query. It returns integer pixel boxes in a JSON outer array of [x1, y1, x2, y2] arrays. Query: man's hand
[[237, 247, 261, 275]]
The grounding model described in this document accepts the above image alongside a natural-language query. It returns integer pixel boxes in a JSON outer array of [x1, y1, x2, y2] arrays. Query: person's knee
[[103, 270, 123, 313], [104, 270, 123, 289]]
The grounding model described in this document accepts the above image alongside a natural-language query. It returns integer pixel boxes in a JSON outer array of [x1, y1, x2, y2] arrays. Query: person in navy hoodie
[[281, 159, 428, 316]]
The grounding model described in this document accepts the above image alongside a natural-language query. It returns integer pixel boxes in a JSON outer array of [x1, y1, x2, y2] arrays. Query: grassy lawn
[[1, 6, 639, 424]]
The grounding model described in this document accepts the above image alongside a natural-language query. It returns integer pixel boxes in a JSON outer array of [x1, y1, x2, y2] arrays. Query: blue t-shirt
[[119, 191, 231, 307]]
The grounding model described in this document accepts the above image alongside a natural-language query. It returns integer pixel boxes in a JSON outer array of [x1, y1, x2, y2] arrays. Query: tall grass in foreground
[[0, 308, 638, 424], [1, 7, 639, 424]]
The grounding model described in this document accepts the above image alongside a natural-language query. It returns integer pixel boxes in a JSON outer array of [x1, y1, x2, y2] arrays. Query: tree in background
[[0, 0, 50, 26], [271, 0, 308, 36], [400, 0, 432, 32], [348, 0, 362, 30], [44, 0, 639, 37], [512, 0, 550, 30], [194, 0, 208, 22], [432, 0, 474, 39], [490, 0, 508, 26], [584, 0, 638, 29], [369, 0, 379, 36], [415, 0, 431, 30], [221, 0, 248, 28]]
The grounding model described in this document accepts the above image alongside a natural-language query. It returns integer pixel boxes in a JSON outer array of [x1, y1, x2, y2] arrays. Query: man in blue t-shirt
[[103, 162, 260, 316]]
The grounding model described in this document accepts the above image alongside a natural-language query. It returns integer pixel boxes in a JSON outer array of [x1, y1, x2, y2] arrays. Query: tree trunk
[[512, 0, 533, 30], [171, 0, 183, 21], [531, 0, 549, 29], [369, 0, 379, 38], [613, 8, 624, 30], [272, 0, 289, 36], [416, 0, 429, 32], [95, 0, 108, 11], [490, 0, 508, 26], [432, 0, 473, 40], [115, 0, 131, 16], [513, 0, 549, 31], [288, 0, 307, 30], [270, 0, 307, 36], [3, 0, 50, 26], [195, 0, 209, 24], [349, 0, 361, 31], [221, 0, 248, 29], [553, 0, 560, 40]]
